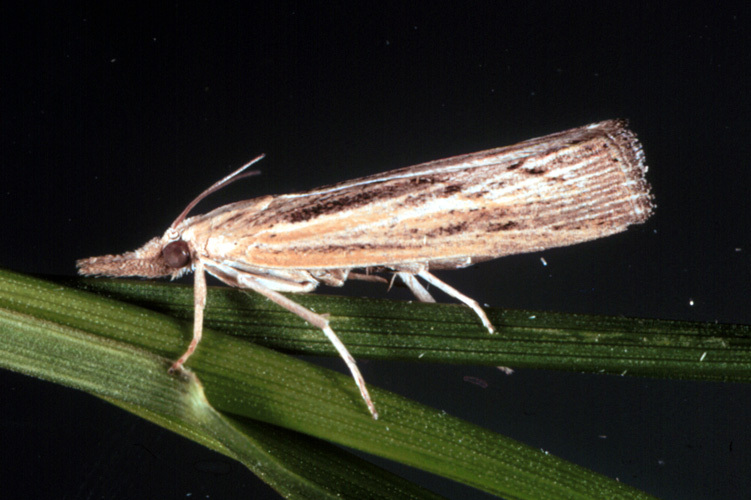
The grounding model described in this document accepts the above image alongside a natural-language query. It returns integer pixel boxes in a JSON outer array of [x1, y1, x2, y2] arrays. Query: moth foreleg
[[170, 260, 208, 372], [416, 270, 496, 334], [218, 267, 378, 419]]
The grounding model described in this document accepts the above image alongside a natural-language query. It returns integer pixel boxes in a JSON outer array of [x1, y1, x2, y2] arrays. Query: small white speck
[[529, 315, 536, 319], [598, 435, 607, 439], [735, 248, 742, 252], [700, 352, 707, 362], [621, 370, 628, 376], [689, 299, 695, 306], [540, 257, 547, 266], [418, 352, 425, 358], [658, 459, 665, 466], [110, 58, 117, 63]]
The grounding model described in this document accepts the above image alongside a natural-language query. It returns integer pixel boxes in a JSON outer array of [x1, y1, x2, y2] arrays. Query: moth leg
[[416, 271, 496, 334], [170, 259, 207, 372], [396, 272, 436, 303], [204, 263, 377, 418], [348, 272, 389, 284], [234, 273, 378, 419]]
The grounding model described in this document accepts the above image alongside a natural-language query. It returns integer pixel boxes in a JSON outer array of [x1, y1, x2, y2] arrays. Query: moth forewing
[[211, 120, 652, 271], [78, 119, 654, 420]]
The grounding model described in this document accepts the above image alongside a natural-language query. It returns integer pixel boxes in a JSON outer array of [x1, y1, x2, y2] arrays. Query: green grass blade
[[73, 277, 751, 383], [1, 268, 670, 499], [0, 269, 444, 499]]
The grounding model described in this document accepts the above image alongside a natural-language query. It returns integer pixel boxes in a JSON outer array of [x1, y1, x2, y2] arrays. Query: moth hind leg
[[410, 270, 496, 334]]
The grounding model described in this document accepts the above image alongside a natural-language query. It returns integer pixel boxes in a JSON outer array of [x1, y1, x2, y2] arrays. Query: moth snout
[[76, 255, 119, 276], [76, 253, 169, 278], [77, 237, 175, 278]]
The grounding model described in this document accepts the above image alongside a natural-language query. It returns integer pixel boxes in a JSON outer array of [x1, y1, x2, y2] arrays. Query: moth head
[[76, 234, 194, 279], [77, 155, 265, 280]]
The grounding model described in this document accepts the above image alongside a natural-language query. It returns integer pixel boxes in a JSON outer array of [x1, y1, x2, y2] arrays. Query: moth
[[78, 119, 654, 419]]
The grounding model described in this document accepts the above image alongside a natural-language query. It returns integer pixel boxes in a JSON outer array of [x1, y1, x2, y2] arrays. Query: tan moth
[[78, 119, 654, 419]]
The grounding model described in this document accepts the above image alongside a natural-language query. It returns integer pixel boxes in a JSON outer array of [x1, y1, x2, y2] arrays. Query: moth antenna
[[170, 154, 265, 229]]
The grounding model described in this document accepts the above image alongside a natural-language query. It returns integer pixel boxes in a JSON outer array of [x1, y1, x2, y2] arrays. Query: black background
[[2, 3, 750, 499]]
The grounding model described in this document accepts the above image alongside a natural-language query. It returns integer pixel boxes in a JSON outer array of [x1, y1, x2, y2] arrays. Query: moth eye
[[163, 241, 191, 268]]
